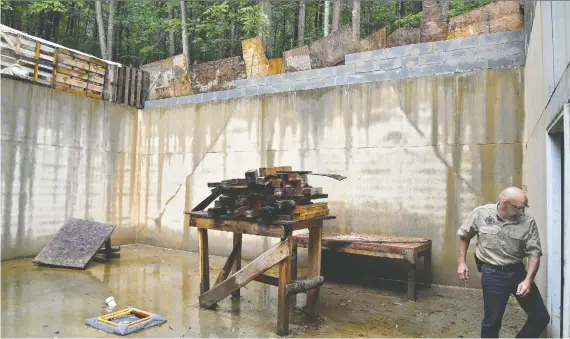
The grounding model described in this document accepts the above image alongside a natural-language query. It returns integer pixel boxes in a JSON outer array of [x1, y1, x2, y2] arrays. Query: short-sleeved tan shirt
[[457, 203, 543, 266]]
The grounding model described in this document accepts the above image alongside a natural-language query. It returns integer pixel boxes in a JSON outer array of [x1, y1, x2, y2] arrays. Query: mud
[[2, 244, 525, 337]]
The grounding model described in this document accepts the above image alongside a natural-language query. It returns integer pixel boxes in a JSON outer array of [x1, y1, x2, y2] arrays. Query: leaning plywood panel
[[33, 218, 116, 269]]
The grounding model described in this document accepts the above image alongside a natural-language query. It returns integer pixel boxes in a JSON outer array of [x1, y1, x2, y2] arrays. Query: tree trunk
[[297, 0, 305, 46], [352, 0, 360, 40], [324, 1, 330, 36], [261, 0, 272, 55], [331, 0, 340, 32], [95, 1, 107, 59], [167, 1, 175, 56], [180, 0, 190, 70], [106, 0, 116, 60], [440, 0, 450, 20]]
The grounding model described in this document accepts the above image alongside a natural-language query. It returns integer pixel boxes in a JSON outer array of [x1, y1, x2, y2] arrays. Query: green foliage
[[1, 0, 495, 66]]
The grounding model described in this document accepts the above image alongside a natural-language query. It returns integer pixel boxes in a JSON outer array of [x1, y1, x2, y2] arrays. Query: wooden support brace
[[199, 239, 289, 309], [253, 273, 279, 286], [199, 229, 210, 294], [214, 236, 242, 286], [33, 42, 40, 81], [231, 233, 242, 298], [286, 276, 324, 296]]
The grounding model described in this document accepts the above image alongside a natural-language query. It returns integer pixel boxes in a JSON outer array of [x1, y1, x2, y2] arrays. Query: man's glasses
[[506, 200, 528, 211]]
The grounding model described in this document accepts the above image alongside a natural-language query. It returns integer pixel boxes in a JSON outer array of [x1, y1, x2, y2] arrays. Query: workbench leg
[[305, 225, 322, 318], [424, 250, 433, 286], [104, 238, 112, 260], [291, 242, 298, 282], [199, 229, 210, 295], [277, 232, 293, 336], [407, 262, 417, 301], [231, 233, 242, 298]]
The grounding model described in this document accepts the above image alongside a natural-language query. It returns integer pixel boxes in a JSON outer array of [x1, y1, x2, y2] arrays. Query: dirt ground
[[1, 244, 526, 337]]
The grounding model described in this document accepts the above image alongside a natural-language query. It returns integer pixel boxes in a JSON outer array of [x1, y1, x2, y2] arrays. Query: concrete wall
[[522, 1, 570, 336], [1, 78, 139, 260], [138, 67, 524, 287]]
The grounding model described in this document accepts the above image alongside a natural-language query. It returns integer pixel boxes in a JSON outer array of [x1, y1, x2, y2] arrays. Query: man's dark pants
[[480, 264, 550, 338]]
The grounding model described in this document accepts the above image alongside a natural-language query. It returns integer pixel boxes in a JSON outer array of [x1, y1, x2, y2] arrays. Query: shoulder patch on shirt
[[485, 216, 496, 225]]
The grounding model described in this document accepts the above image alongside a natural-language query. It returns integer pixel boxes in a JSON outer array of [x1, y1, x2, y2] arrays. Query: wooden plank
[[51, 48, 58, 87], [1, 48, 54, 68], [253, 273, 279, 286], [231, 233, 242, 298], [1, 30, 15, 49], [54, 85, 101, 99], [213, 236, 242, 286], [199, 239, 289, 309], [58, 48, 106, 67], [135, 69, 142, 109], [130, 66, 136, 106], [117, 66, 124, 104], [142, 71, 150, 103], [199, 229, 210, 294], [56, 74, 88, 89], [123, 66, 130, 105], [305, 225, 322, 318], [112, 65, 119, 102], [190, 217, 286, 238], [57, 53, 105, 76], [292, 203, 328, 214], [33, 42, 40, 81], [56, 66, 104, 84], [32, 218, 116, 269], [277, 233, 293, 336]]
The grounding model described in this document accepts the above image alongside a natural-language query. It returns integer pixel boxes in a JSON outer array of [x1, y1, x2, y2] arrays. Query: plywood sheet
[[33, 218, 116, 269], [242, 36, 269, 78]]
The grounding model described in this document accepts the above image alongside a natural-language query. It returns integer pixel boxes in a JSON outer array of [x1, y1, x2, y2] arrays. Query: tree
[[94, 0, 116, 60], [167, 2, 175, 56], [298, 0, 306, 46], [260, 0, 272, 55], [324, 1, 330, 36], [180, 0, 190, 68], [352, 0, 360, 40], [331, 0, 340, 32]]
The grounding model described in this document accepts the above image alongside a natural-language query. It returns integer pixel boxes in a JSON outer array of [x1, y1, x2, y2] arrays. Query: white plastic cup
[[105, 296, 117, 309]]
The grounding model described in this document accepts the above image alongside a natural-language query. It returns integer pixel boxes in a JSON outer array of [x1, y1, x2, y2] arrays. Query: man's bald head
[[497, 187, 528, 220]]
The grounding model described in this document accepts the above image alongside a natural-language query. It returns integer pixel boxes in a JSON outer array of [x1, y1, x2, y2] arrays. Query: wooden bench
[[293, 233, 432, 300]]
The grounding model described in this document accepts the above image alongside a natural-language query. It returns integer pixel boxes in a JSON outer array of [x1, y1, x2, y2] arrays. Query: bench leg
[[407, 262, 417, 301], [231, 233, 242, 298], [277, 232, 293, 336], [305, 225, 322, 318], [199, 229, 210, 294], [424, 250, 433, 286], [291, 242, 297, 282]]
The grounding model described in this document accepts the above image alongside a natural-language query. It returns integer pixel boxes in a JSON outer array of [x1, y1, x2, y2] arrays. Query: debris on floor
[[85, 307, 167, 335]]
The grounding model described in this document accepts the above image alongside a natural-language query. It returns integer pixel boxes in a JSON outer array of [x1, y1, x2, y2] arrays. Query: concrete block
[[484, 29, 524, 45], [371, 48, 387, 59], [165, 97, 177, 106], [420, 53, 444, 65], [450, 48, 470, 59], [456, 60, 488, 72], [257, 86, 271, 95], [201, 92, 216, 102], [496, 41, 525, 57], [323, 76, 338, 87], [296, 68, 323, 80], [217, 91, 230, 100], [433, 63, 458, 75], [403, 55, 420, 68], [177, 96, 191, 104], [386, 68, 409, 81], [294, 81, 308, 91], [375, 58, 402, 70], [435, 39, 455, 51], [274, 83, 294, 92], [471, 44, 498, 60], [457, 36, 482, 48], [306, 78, 327, 89], [227, 89, 244, 99], [235, 79, 249, 88], [367, 70, 387, 82], [386, 45, 410, 58], [189, 94, 203, 103], [344, 52, 362, 64], [411, 64, 435, 78], [488, 54, 525, 68], [144, 100, 161, 109], [244, 86, 259, 96], [333, 64, 356, 76], [409, 42, 435, 55], [354, 61, 377, 73], [345, 73, 366, 84]]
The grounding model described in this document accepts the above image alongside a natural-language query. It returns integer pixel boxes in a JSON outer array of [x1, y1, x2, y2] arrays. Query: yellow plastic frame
[[96, 307, 152, 328]]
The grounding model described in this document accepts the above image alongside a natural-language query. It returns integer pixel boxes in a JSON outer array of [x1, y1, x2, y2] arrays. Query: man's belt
[[474, 253, 523, 272]]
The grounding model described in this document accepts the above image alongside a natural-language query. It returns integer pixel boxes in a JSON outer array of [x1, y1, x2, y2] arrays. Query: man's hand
[[516, 279, 532, 297], [457, 262, 469, 282]]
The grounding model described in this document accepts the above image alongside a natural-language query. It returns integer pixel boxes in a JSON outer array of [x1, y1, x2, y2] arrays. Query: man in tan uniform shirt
[[457, 187, 550, 338]]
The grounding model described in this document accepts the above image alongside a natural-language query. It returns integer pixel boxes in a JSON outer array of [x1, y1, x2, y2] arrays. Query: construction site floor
[[2, 244, 525, 337]]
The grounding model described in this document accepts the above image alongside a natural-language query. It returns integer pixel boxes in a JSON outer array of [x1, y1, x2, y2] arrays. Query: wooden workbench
[[187, 211, 336, 336], [294, 233, 432, 300]]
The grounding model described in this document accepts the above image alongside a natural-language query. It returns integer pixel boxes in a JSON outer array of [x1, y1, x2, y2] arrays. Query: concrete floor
[[2, 244, 526, 338]]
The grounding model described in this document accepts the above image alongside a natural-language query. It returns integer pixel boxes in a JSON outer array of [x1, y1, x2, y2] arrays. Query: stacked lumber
[[206, 166, 330, 223]]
